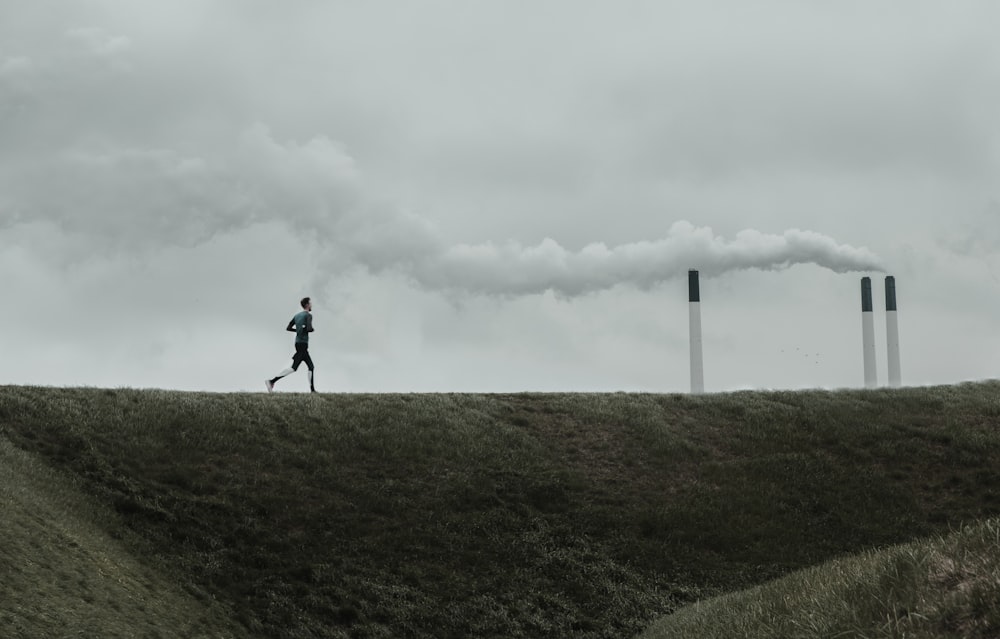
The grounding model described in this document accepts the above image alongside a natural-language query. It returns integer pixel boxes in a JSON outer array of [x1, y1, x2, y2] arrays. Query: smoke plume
[[1, 122, 884, 297], [0, 30, 885, 299], [412, 222, 883, 297]]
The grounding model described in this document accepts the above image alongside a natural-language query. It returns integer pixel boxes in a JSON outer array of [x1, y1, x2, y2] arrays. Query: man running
[[266, 297, 316, 393]]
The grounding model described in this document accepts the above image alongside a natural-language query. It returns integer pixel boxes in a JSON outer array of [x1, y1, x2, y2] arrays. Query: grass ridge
[[2, 382, 1000, 637]]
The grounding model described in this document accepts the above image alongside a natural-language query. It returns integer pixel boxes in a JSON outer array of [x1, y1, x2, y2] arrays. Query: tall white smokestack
[[861, 277, 877, 388], [689, 269, 704, 394], [885, 276, 901, 387]]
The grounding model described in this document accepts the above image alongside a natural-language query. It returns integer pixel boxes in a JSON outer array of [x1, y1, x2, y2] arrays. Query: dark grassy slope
[[0, 438, 246, 639], [641, 517, 1000, 639], [2, 382, 1000, 638]]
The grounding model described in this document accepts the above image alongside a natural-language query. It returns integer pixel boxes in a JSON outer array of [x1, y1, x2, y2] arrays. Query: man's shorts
[[292, 342, 314, 371]]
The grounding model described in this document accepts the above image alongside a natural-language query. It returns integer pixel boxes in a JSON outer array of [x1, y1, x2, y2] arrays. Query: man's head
[[300, 297, 312, 311]]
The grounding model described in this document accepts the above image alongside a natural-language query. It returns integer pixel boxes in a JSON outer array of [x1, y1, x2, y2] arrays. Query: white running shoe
[[265, 379, 274, 393]]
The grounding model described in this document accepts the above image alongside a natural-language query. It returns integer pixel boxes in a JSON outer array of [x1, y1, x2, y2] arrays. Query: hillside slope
[[641, 517, 1000, 639], [0, 438, 245, 638], [2, 382, 1000, 637]]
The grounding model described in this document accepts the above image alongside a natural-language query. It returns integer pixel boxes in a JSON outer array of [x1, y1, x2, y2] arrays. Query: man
[[266, 297, 316, 393]]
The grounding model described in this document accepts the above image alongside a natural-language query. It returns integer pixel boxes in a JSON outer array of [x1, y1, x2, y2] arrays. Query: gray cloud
[[2, 1, 997, 393], [2, 118, 882, 297], [1, 26, 884, 296]]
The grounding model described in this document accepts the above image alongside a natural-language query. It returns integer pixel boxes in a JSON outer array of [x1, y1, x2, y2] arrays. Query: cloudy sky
[[2, 0, 998, 393]]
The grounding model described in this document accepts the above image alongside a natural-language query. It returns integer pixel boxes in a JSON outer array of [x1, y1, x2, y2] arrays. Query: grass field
[[1, 382, 1000, 637], [640, 517, 1000, 639]]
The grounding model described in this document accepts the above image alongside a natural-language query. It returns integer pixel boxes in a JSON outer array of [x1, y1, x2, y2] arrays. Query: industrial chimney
[[689, 269, 704, 394], [861, 277, 877, 388], [885, 276, 901, 387]]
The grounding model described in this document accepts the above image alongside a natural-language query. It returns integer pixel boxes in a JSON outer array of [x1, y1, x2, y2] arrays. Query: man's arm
[[306, 313, 314, 333], [286, 318, 296, 332]]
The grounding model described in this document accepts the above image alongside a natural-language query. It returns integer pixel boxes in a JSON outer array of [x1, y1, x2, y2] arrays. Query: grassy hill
[[0, 437, 245, 638], [2, 382, 1000, 637], [640, 517, 1000, 639]]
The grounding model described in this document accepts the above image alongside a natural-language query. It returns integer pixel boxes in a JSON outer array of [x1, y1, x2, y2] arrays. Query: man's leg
[[266, 366, 294, 392], [266, 348, 304, 392], [302, 349, 316, 393]]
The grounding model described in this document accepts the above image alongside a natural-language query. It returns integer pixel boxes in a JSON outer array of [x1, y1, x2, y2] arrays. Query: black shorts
[[292, 342, 314, 371]]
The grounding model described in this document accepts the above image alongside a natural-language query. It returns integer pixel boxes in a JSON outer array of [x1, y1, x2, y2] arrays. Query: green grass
[[640, 517, 1000, 639], [1, 382, 1000, 637], [0, 436, 244, 638]]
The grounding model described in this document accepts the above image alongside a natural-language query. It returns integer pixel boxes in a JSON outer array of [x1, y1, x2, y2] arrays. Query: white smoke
[[414, 222, 884, 296], [0, 32, 884, 298], [0, 122, 884, 297]]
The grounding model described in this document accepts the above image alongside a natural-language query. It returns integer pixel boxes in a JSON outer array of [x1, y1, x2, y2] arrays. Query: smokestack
[[885, 276, 901, 387], [861, 277, 877, 388], [689, 269, 704, 394]]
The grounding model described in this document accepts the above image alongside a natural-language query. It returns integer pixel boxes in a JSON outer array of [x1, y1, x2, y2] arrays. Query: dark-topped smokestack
[[885, 276, 901, 387], [689, 270, 704, 394], [861, 277, 877, 388]]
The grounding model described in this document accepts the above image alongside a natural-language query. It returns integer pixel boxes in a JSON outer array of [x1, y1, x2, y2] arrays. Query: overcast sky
[[2, 0, 998, 393]]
